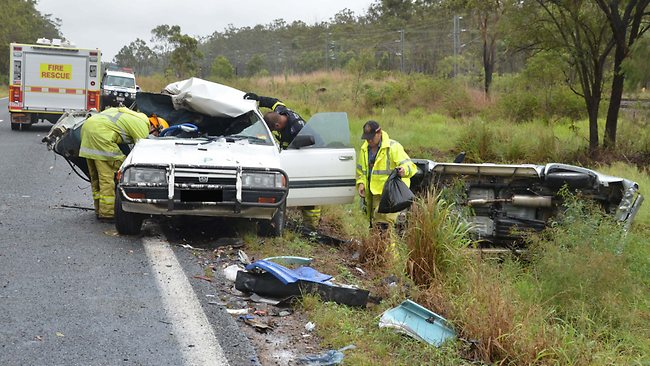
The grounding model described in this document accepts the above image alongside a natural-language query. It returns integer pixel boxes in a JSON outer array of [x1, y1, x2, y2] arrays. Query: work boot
[[97, 216, 115, 224]]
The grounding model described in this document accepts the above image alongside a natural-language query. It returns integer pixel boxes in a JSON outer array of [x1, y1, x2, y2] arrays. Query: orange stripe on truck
[[24, 86, 88, 94]]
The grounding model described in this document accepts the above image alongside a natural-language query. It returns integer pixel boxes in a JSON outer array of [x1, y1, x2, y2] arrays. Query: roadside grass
[[135, 71, 650, 364], [0, 85, 7, 97]]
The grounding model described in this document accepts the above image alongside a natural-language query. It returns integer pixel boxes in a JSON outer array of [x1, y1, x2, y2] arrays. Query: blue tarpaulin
[[245, 260, 333, 285]]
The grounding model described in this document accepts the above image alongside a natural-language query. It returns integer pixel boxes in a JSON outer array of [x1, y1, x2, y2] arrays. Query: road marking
[[143, 237, 229, 366]]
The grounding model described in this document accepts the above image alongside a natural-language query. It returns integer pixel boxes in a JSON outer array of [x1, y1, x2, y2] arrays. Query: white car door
[[280, 112, 356, 207]]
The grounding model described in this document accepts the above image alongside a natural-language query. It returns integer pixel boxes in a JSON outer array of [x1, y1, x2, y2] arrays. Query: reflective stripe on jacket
[[79, 107, 150, 161], [356, 130, 416, 196]]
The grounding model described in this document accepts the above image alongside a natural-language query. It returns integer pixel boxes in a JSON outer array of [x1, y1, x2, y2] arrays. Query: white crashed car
[[409, 159, 644, 246], [46, 78, 357, 236], [114, 78, 357, 236]]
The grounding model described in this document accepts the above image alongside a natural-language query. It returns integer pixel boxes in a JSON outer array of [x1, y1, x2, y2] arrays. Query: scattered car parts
[[379, 300, 456, 346]]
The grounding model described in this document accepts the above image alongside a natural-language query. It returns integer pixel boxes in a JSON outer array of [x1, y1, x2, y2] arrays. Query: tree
[[150, 25, 202, 78], [594, 0, 650, 148], [345, 49, 376, 101], [169, 34, 202, 78], [514, 1, 615, 152], [0, 0, 61, 79], [622, 34, 650, 89], [113, 38, 155, 75], [210, 56, 234, 80], [474, 0, 507, 95], [246, 54, 267, 76]]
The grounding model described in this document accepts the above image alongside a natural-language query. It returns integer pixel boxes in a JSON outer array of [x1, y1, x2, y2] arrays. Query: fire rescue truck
[[8, 39, 101, 130]]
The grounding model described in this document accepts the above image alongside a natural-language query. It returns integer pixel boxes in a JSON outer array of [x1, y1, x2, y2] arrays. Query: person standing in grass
[[356, 120, 417, 230]]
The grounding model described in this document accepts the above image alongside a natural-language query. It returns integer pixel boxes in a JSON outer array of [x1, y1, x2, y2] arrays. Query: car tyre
[[115, 188, 144, 235], [259, 202, 286, 237]]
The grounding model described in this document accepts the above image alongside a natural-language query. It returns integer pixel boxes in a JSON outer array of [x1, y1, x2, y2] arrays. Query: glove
[[243, 92, 259, 101]]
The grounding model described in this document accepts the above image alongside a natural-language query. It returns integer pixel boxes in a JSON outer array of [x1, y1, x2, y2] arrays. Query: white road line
[[143, 237, 229, 366]]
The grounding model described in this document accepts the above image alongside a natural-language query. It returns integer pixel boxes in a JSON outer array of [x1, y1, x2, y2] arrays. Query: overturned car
[[409, 159, 644, 246], [45, 78, 357, 236]]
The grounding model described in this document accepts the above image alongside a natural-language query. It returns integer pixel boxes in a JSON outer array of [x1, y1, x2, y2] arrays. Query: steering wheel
[[160, 123, 199, 137]]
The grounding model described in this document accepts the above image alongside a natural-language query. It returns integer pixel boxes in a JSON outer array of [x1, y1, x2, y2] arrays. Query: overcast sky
[[35, 0, 375, 61]]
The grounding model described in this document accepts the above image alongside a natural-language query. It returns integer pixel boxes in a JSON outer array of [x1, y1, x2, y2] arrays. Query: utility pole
[[396, 29, 404, 73], [452, 15, 463, 77], [276, 41, 282, 75], [325, 32, 331, 70]]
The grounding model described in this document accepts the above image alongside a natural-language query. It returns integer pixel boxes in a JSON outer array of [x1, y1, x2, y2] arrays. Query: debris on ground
[[239, 315, 274, 333], [238, 250, 251, 265], [286, 222, 348, 246], [192, 275, 213, 282], [235, 260, 370, 307], [226, 308, 249, 315], [264, 256, 313, 266], [297, 344, 356, 365], [378, 299, 456, 346], [223, 264, 244, 282], [184, 233, 363, 365], [304, 321, 316, 332]]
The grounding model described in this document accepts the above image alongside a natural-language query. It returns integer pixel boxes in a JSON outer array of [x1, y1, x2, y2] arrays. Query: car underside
[[410, 159, 644, 246]]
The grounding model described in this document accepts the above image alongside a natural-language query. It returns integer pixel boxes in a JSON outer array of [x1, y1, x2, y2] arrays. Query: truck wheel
[[258, 202, 286, 237], [11, 123, 31, 131], [115, 188, 144, 235]]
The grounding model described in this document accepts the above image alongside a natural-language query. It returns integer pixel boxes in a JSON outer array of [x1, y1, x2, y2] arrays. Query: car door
[[280, 112, 356, 207]]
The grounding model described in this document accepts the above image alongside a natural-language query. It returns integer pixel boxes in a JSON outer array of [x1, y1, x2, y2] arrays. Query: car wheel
[[115, 188, 144, 235], [259, 202, 286, 237]]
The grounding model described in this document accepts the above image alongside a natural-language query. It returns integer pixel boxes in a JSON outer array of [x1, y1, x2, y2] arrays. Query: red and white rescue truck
[[8, 38, 101, 130]]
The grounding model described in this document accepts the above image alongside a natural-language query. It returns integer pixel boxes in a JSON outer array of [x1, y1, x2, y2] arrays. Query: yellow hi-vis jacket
[[79, 107, 150, 161], [356, 131, 417, 196]]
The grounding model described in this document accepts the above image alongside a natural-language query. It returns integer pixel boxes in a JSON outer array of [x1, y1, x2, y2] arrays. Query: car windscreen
[[135, 92, 273, 145], [105, 75, 135, 88]]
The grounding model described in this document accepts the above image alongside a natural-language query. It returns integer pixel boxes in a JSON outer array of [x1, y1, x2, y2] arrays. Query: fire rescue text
[[40, 64, 72, 80]]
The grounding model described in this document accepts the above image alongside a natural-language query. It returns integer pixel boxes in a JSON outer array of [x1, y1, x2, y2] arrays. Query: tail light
[[87, 90, 100, 110], [9, 85, 22, 108]]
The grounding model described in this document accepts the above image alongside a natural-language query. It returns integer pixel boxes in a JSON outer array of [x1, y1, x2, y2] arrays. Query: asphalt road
[[0, 100, 258, 366]]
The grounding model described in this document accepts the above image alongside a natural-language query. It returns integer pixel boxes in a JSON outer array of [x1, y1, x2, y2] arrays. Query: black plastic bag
[[377, 169, 415, 213]]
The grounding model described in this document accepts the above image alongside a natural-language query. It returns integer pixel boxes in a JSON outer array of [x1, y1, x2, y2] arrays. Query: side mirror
[[136, 85, 140, 91], [290, 135, 315, 149], [453, 151, 466, 163]]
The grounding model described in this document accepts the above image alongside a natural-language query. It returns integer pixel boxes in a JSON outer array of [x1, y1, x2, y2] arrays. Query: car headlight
[[241, 172, 284, 188], [112, 90, 118, 96], [102, 89, 111, 96], [122, 167, 167, 184]]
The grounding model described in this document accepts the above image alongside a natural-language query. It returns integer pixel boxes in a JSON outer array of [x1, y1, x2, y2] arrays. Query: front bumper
[[117, 164, 288, 220], [101, 94, 135, 108]]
